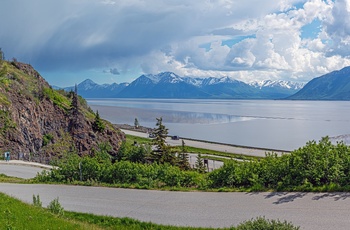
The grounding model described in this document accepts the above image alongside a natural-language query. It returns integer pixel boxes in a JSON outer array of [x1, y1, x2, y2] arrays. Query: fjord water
[[88, 99, 350, 151]]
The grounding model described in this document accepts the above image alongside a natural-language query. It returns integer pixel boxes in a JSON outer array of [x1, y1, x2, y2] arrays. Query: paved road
[[123, 129, 287, 157], [0, 183, 349, 229], [0, 161, 51, 179]]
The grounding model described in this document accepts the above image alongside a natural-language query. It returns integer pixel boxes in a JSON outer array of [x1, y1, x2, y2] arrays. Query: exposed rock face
[[0, 61, 125, 162]]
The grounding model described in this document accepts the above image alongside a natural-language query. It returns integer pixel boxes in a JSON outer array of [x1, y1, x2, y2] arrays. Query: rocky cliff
[[0, 60, 125, 162]]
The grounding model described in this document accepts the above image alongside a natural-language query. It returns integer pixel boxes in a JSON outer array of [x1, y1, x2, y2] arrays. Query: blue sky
[[1, 0, 350, 87]]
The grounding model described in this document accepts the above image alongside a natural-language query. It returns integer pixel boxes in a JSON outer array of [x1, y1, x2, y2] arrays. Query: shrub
[[47, 197, 64, 216], [236, 216, 300, 230], [32, 194, 42, 208]]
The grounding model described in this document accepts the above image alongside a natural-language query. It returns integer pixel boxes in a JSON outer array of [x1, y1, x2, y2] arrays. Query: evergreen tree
[[92, 110, 105, 132], [0, 48, 3, 61], [195, 153, 206, 173], [134, 118, 139, 129], [177, 140, 190, 170], [151, 117, 176, 164], [0, 48, 4, 66]]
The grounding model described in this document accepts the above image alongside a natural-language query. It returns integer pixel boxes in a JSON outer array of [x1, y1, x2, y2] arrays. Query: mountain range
[[61, 72, 305, 99]]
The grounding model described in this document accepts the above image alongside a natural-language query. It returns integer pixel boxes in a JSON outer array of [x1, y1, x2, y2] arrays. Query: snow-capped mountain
[[249, 80, 305, 90], [62, 72, 305, 99], [63, 79, 128, 98]]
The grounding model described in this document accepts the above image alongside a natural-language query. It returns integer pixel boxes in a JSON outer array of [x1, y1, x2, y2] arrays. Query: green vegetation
[[125, 134, 259, 161], [42, 133, 54, 147], [92, 110, 105, 132], [0, 173, 25, 183], [47, 197, 65, 216], [0, 192, 299, 229], [0, 110, 16, 135], [209, 137, 350, 191], [42, 86, 71, 111], [0, 192, 100, 229], [32, 194, 42, 208], [36, 136, 350, 192]]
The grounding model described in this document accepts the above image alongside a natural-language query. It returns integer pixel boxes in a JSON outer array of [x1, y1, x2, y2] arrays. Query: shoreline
[[117, 124, 290, 157]]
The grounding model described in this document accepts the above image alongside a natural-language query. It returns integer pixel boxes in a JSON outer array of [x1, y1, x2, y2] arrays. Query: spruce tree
[[195, 153, 206, 173], [151, 117, 175, 164], [177, 140, 190, 170], [92, 110, 105, 132], [134, 118, 139, 129], [0, 48, 3, 62]]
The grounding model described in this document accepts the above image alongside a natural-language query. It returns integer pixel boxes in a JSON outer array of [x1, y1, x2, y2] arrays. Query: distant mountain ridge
[[61, 72, 305, 99], [64, 79, 129, 98], [288, 66, 350, 100]]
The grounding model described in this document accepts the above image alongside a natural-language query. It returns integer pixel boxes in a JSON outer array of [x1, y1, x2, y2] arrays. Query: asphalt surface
[[0, 183, 350, 229], [0, 161, 51, 179], [122, 129, 287, 157]]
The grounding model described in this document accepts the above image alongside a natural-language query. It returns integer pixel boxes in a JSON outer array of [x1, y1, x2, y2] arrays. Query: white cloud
[[323, 0, 350, 57], [1, 0, 350, 85]]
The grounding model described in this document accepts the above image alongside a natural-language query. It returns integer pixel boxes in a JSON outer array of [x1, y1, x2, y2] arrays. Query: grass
[[0, 192, 102, 230], [185, 146, 260, 161], [125, 134, 152, 145], [0, 173, 26, 183]]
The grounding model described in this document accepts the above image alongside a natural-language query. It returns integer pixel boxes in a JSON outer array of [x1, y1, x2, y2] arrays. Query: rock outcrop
[[0, 60, 125, 162]]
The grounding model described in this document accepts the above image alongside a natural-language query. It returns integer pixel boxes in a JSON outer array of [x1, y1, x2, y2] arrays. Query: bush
[[32, 194, 42, 208], [236, 216, 300, 230], [47, 197, 64, 216]]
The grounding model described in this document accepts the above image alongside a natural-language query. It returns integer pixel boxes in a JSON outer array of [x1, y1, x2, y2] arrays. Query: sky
[[1, 0, 350, 87]]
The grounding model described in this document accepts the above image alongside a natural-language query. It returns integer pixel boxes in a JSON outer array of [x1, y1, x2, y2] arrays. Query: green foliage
[[42, 87, 71, 111], [195, 153, 206, 173], [0, 192, 94, 229], [36, 149, 205, 189], [177, 140, 191, 170], [236, 217, 299, 230], [92, 110, 105, 132], [32, 194, 42, 208], [207, 137, 350, 191], [42, 133, 54, 147], [36, 136, 350, 192], [47, 197, 64, 216], [0, 110, 15, 135], [134, 117, 139, 128], [0, 48, 4, 61]]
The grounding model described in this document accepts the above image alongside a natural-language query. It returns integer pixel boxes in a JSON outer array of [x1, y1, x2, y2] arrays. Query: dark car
[[171, 135, 180, 140]]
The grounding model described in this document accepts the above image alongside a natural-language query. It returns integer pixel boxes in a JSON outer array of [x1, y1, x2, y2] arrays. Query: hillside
[[287, 66, 350, 100], [0, 60, 124, 162]]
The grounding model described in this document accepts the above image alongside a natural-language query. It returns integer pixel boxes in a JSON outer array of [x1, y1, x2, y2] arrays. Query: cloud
[[103, 68, 120, 75], [109, 68, 120, 75], [323, 0, 350, 57], [154, 0, 350, 82], [1, 0, 350, 85]]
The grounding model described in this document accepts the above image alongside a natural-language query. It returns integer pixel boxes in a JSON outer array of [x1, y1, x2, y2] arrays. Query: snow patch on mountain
[[249, 80, 305, 90]]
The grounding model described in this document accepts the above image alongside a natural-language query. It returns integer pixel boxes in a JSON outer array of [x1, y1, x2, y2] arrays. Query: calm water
[[87, 99, 350, 151]]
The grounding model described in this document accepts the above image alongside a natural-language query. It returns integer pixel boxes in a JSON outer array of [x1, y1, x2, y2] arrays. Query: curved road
[[0, 182, 350, 229]]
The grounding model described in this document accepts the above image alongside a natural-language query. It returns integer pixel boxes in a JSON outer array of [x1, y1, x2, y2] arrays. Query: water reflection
[[88, 99, 350, 151], [89, 105, 256, 125]]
